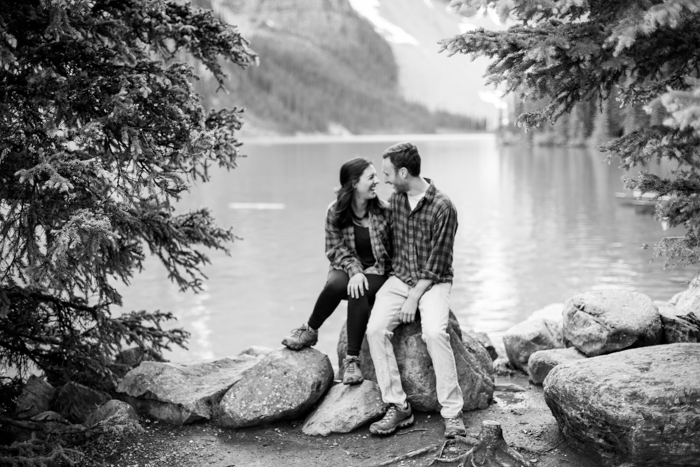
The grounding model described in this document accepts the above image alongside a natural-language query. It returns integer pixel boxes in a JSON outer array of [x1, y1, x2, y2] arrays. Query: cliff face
[[192, 0, 485, 135]]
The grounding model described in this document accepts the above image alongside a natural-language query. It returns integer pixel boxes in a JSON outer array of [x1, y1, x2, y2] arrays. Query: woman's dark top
[[353, 223, 375, 270]]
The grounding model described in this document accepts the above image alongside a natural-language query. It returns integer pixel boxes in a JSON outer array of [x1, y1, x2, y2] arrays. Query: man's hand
[[347, 273, 369, 299], [399, 296, 418, 323]]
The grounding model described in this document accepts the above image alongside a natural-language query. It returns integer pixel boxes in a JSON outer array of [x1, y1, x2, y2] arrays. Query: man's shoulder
[[430, 186, 455, 212]]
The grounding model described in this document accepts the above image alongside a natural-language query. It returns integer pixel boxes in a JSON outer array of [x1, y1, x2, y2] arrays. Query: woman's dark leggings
[[307, 269, 387, 356]]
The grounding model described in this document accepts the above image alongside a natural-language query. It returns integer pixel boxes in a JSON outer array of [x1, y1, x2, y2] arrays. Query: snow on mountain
[[349, 0, 504, 125]]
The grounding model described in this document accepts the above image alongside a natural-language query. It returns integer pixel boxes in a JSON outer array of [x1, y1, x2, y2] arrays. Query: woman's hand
[[347, 273, 369, 299]]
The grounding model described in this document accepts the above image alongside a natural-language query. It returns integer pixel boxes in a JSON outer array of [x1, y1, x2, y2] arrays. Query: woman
[[282, 157, 392, 385]]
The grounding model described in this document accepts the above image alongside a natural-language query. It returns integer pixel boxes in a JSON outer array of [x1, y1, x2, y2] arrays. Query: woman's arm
[[325, 204, 363, 277]]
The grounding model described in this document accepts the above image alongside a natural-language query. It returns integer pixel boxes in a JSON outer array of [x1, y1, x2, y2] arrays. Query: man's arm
[[400, 203, 458, 323], [398, 278, 432, 323], [419, 204, 458, 282]]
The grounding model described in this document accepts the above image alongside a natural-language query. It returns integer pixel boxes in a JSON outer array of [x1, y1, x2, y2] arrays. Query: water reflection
[[116, 134, 694, 363]]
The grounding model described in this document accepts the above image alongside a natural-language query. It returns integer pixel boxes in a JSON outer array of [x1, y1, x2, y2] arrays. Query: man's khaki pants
[[366, 276, 464, 418]]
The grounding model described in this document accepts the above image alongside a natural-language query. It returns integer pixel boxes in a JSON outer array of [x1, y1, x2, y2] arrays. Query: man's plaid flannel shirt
[[390, 179, 457, 285], [325, 200, 393, 277]]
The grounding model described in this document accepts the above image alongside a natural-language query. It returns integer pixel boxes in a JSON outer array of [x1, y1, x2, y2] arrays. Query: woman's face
[[354, 165, 379, 201]]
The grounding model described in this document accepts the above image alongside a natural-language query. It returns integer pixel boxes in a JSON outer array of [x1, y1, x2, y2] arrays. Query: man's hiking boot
[[341, 355, 363, 385], [369, 403, 413, 435], [281, 323, 318, 350], [444, 413, 466, 438]]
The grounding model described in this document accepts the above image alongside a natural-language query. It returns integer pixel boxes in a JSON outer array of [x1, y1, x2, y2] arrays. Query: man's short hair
[[382, 142, 421, 177]]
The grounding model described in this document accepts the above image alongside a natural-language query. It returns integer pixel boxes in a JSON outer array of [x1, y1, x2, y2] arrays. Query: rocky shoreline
[[6, 283, 700, 467]]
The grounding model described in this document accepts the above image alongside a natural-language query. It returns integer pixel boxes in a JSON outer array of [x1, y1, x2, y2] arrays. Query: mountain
[[192, 0, 493, 136], [348, 0, 503, 123]]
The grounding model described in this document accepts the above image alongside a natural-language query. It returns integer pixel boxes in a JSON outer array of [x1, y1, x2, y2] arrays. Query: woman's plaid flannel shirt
[[390, 179, 457, 285], [325, 199, 393, 277]]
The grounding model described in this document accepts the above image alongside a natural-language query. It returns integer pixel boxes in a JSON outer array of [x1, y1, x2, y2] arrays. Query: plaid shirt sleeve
[[325, 204, 364, 277], [419, 202, 458, 283]]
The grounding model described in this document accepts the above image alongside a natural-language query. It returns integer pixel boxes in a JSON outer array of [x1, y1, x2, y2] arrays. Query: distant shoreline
[[240, 131, 495, 146]]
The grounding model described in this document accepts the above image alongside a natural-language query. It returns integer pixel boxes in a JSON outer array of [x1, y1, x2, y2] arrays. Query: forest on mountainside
[[500, 91, 668, 147], [191, 0, 487, 135]]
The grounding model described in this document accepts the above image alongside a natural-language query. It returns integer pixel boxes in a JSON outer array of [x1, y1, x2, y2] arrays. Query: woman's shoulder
[[371, 198, 391, 220], [377, 198, 390, 210]]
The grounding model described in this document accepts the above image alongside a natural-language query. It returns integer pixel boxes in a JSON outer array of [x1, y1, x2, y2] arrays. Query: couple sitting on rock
[[281, 142, 465, 439]]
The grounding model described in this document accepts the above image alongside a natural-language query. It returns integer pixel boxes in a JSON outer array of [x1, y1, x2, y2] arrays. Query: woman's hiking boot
[[281, 323, 318, 350], [341, 355, 363, 385], [369, 402, 413, 435]]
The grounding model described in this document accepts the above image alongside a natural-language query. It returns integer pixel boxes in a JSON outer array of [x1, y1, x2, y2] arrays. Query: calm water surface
[[117, 134, 693, 364]]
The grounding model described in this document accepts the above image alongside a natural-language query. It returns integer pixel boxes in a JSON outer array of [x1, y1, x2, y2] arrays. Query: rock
[[528, 347, 587, 385], [656, 301, 700, 344], [669, 290, 684, 305], [543, 343, 700, 467], [302, 380, 386, 436], [218, 348, 333, 428], [502, 314, 564, 373], [52, 382, 110, 423], [494, 383, 526, 393], [85, 400, 139, 427], [493, 357, 517, 377], [673, 279, 700, 313], [115, 347, 146, 367], [13, 375, 56, 419], [337, 312, 494, 412], [112, 347, 149, 378], [117, 353, 264, 425], [463, 328, 498, 360], [562, 290, 662, 357]]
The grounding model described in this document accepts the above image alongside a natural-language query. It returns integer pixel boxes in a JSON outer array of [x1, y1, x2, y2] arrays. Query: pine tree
[[0, 0, 255, 409], [441, 0, 700, 271]]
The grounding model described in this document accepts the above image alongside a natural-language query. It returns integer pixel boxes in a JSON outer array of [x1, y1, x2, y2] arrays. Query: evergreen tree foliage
[[441, 0, 700, 271], [0, 0, 254, 407]]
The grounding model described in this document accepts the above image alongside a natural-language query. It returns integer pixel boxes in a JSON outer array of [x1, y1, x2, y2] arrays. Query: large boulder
[[527, 347, 587, 385], [544, 343, 700, 467], [502, 307, 564, 373], [337, 312, 494, 412], [302, 380, 386, 436], [52, 382, 110, 423], [562, 290, 662, 356], [13, 375, 56, 419], [117, 353, 264, 425], [656, 301, 700, 344], [218, 348, 333, 429]]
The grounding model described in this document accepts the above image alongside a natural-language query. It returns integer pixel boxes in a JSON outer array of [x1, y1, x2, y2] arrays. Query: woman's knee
[[323, 273, 348, 297]]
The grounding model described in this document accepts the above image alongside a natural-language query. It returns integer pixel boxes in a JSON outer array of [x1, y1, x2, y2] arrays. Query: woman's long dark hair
[[333, 157, 383, 229]]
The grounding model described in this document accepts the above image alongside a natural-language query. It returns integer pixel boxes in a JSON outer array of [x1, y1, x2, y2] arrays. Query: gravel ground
[[78, 375, 599, 467]]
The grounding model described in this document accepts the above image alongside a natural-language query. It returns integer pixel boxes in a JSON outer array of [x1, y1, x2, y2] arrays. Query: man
[[366, 142, 465, 439]]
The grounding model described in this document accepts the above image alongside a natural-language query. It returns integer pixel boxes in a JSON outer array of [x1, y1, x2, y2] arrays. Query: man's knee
[[421, 326, 449, 344], [366, 316, 390, 340]]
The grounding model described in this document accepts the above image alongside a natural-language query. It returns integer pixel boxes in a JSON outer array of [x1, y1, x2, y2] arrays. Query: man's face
[[382, 157, 407, 194]]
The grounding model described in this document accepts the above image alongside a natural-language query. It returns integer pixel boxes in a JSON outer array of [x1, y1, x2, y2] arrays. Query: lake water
[[117, 134, 694, 365]]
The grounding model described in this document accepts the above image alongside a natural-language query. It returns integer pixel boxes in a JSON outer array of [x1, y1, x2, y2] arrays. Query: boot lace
[[341, 356, 359, 374]]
